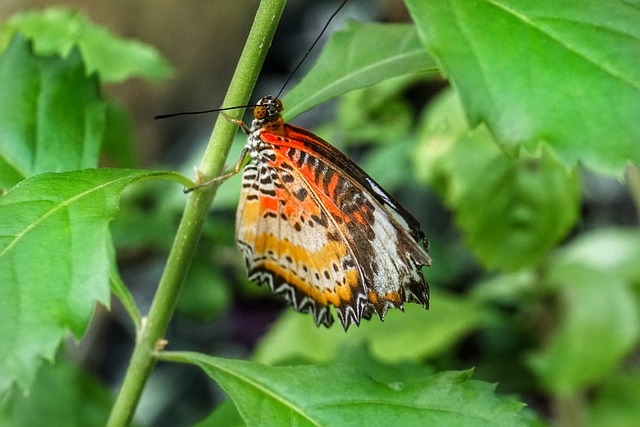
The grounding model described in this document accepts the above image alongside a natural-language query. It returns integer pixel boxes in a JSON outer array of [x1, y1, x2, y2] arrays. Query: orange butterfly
[[227, 96, 431, 329]]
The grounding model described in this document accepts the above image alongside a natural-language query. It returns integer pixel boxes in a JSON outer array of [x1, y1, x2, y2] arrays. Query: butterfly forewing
[[236, 161, 363, 328]]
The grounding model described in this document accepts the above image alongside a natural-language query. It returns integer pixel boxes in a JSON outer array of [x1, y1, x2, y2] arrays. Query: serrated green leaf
[[0, 7, 173, 82], [529, 256, 640, 396], [162, 352, 532, 427], [282, 21, 438, 119], [0, 357, 112, 427], [253, 290, 494, 365], [0, 168, 187, 395], [0, 35, 106, 191], [416, 90, 581, 271], [405, 0, 640, 176]]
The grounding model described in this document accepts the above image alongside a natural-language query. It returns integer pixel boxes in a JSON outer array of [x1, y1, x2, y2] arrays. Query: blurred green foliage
[[2, 2, 640, 426]]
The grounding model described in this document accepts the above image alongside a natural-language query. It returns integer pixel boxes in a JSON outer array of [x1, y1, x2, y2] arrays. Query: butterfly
[[224, 95, 431, 329]]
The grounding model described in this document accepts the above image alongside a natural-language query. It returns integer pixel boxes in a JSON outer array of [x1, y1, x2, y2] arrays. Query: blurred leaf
[[102, 101, 138, 168], [416, 90, 581, 271], [163, 352, 533, 427], [528, 228, 640, 396], [0, 168, 187, 395], [587, 369, 640, 427], [253, 290, 495, 365], [0, 7, 173, 82], [0, 35, 105, 191], [471, 270, 540, 306], [337, 74, 422, 143], [549, 227, 640, 283], [530, 254, 640, 396], [283, 21, 438, 119], [405, 0, 640, 176], [110, 202, 176, 251], [176, 255, 231, 322], [0, 357, 112, 427], [357, 134, 421, 193]]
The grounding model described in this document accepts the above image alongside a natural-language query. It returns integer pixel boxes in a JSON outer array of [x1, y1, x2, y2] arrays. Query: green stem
[[106, 1, 287, 425]]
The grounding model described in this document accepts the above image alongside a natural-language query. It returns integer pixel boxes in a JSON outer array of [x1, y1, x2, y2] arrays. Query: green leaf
[[336, 74, 420, 144], [528, 230, 640, 395], [588, 369, 640, 427], [0, 357, 112, 427], [471, 270, 540, 306], [548, 227, 640, 282], [416, 90, 581, 271], [176, 255, 231, 323], [162, 352, 532, 427], [109, 264, 142, 331], [193, 400, 245, 427], [253, 290, 494, 365], [102, 101, 138, 168], [0, 35, 106, 191], [0, 7, 173, 82], [282, 21, 438, 119], [0, 168, 187, 395], [405, 0, 640, 176]]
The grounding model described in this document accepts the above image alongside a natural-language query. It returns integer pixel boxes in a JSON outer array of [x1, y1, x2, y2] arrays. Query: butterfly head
[[252, 96, 286, 135], [254, 96, 284, 121]]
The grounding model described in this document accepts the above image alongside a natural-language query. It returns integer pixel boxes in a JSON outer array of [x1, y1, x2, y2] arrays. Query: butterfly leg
[[184, 111, 253, 193], [184, 146, 250, 193], [221, 111, 251, 134]]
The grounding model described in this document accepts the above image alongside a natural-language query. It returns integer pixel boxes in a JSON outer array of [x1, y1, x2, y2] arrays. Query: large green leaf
[[253, 290, 494, 365], [282, 21, 438, 119], [162, 352, 533, 427], [416, 90, 581, 271], [0, 7, 173, 82], [405, 0, 640, 176], [0, 168, 187, 395], [0, 35, 105, 191], [528, 229, 640, 396]]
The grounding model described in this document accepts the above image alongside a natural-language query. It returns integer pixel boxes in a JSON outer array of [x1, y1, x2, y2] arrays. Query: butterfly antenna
[[154, 104, 257, 120], [275, 0, 349, 100], [157, 0, 349, 119]]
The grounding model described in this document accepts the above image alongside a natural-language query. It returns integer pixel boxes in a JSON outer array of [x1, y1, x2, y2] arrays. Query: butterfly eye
[[254, 105, 267, 119]]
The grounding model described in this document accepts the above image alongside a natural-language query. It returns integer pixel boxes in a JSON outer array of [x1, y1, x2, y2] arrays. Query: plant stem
[[106, 1, 287, 425]]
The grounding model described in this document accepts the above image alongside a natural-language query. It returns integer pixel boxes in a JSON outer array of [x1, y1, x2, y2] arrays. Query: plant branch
[[106, 1, 287, 425]]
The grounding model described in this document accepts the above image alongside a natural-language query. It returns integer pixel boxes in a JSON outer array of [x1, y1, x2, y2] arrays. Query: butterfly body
[[235, 96, 430, 329]]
